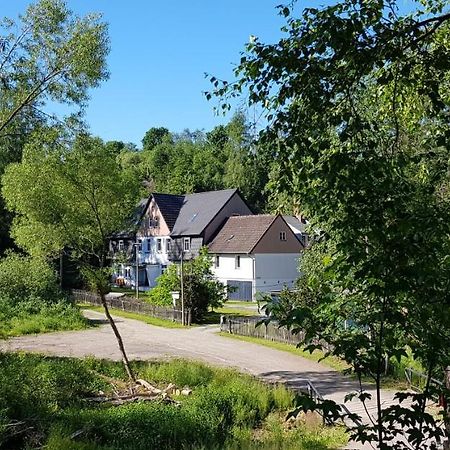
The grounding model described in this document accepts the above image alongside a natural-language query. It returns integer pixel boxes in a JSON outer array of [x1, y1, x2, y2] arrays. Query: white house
[[110, 189, 253, 290], [208, 214, 304, 301]]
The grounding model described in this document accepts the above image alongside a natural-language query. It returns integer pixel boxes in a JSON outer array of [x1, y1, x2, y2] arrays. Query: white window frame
[[235, 255, 241, 269], [166, 238, 171, 253], [215, 255, 220, 268], [118, 240, 124, 251], [280, 231, 287, 241], [156, 238, 162, 253], [147, 239, 151, 252], [183, 238, 191, 252]]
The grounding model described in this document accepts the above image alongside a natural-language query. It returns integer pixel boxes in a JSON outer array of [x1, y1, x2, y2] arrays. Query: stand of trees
[[211, 0, 450, 448]]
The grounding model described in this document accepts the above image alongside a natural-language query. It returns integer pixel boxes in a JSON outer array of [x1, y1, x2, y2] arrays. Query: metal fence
[[405, 367, 443, 402], [220, 316, 305, 345], [72, 289, 185, 324]]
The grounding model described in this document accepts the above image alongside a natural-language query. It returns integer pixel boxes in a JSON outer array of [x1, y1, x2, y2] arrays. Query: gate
[[227, 280, 253, 301]]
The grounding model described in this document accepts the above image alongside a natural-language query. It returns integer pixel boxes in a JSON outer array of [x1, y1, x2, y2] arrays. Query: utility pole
[[134, 240, 140, 300], [180, 243, 184, 325]]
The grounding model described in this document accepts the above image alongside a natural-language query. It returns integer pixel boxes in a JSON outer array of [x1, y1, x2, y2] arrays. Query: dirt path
[[0, 309, 401, 448]]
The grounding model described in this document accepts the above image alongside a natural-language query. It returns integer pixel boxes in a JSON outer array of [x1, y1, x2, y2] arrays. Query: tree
[[2, 129, 141, 380], [0, 0, 109, 255], [147, 248, 227, 322], [212, 0, 450, 447], [142, 127, 171, 150], [0, 0, 109, 138]]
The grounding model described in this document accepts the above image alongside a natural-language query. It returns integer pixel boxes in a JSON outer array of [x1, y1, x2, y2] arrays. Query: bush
[[147, 248, 227, 321], [0, 252, 60, 301], [0, 296, 88, 338]]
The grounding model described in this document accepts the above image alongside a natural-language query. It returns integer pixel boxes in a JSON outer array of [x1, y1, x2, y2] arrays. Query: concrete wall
[[254, 253, 300, 294], [210, 252, 301, 300], [203, 193, 253, 243], [211, 254, 254, 282]]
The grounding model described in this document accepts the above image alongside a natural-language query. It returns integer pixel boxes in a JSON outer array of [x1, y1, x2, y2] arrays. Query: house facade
[[208, 215, 304, 301], [110, 188, 253, 289]]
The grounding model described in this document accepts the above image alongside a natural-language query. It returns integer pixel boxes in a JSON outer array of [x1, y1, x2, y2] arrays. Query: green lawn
[[80, 304, 185, 329], [218, 332, 349, 372]]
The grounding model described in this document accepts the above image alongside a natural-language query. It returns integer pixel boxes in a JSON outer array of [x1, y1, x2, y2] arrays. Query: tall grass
[[0, 297, 88, 338], [0, 354, 347, 450]]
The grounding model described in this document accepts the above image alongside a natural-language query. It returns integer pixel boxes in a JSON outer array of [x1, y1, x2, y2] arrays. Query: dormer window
[[280, 231, 287, 241]]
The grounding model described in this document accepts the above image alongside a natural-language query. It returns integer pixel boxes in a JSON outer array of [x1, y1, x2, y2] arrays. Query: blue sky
[[3, 0, 413, 147]]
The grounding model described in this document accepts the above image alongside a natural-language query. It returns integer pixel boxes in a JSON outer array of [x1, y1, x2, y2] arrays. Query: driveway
[[0, 309, 399, 447]]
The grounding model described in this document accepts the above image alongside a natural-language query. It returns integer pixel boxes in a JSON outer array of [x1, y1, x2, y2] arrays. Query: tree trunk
[[100, 292, 135, 382], [444, 367, 450, 450]]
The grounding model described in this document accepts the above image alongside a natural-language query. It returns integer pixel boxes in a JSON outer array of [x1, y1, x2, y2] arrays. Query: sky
[[2, 0, 413, 147]]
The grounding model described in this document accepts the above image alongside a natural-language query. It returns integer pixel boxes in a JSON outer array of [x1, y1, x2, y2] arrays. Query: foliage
[[2, 131, 141, 265], [212, 0, 450, 447], [0, 297, 88, 338], [0, 0, 109, 138], [0, 251, 60, 301], [0, 354, 345, 450], [147, 248, 227, 321], [0, 0, 110, 255]]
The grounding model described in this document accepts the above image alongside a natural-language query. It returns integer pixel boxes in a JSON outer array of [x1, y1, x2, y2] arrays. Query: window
[[161, 264, 167, 274], [156, 238, 162, 253], [147, 239, 151, 252], [166, 239, 171, 253], [183, 238, 190, 252], [280, 231, 287, 241], [118, 240, 124, 251], [235, 255, 241, 269], [215, 255, 220, 268]]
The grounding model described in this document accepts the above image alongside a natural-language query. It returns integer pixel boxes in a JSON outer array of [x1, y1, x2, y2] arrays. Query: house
[[208, 214, 304, 301], [283, 215, 309, 247], [110, 188, 253, 289], [168, 188, 252, 262]]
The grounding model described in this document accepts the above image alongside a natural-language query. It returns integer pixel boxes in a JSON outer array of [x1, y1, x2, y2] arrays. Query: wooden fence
[[220, 316, 305, 345], [72, 289, 186, 324]]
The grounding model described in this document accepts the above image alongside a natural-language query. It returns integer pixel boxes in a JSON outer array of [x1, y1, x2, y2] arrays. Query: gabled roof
[[152, 192, 184, 231], [208, 215, 278, 254], [171, 188, 239, 237]]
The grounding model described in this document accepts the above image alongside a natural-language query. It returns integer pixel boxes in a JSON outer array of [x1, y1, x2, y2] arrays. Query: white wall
[[211, 254, 253, 282], [138, 236, 171, 265], [210, 252, 301, 300], [254, 253, 300, 294]]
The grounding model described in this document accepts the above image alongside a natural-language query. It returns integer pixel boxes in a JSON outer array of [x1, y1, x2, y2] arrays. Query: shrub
[[0, 252, 60, 302], [147, 248, 227, 321]]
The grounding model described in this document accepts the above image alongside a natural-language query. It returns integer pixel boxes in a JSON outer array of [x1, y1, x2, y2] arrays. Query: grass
[[109, 286, 137, 296], [80, 304, 185, 329], [218, 332, 416, 391], [0, 299, 89, 339], [0, 354, 348, 450], [218, 332, 349, 372]]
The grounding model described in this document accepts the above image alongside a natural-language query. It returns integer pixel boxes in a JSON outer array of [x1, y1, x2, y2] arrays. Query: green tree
[[0, 0, 109, 254], [142, 127, 171, 151], [0, 0, 109, 138], [147, 248, 226, 322], [2, 130, 141, 380], [212, 0, 450, 447]]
